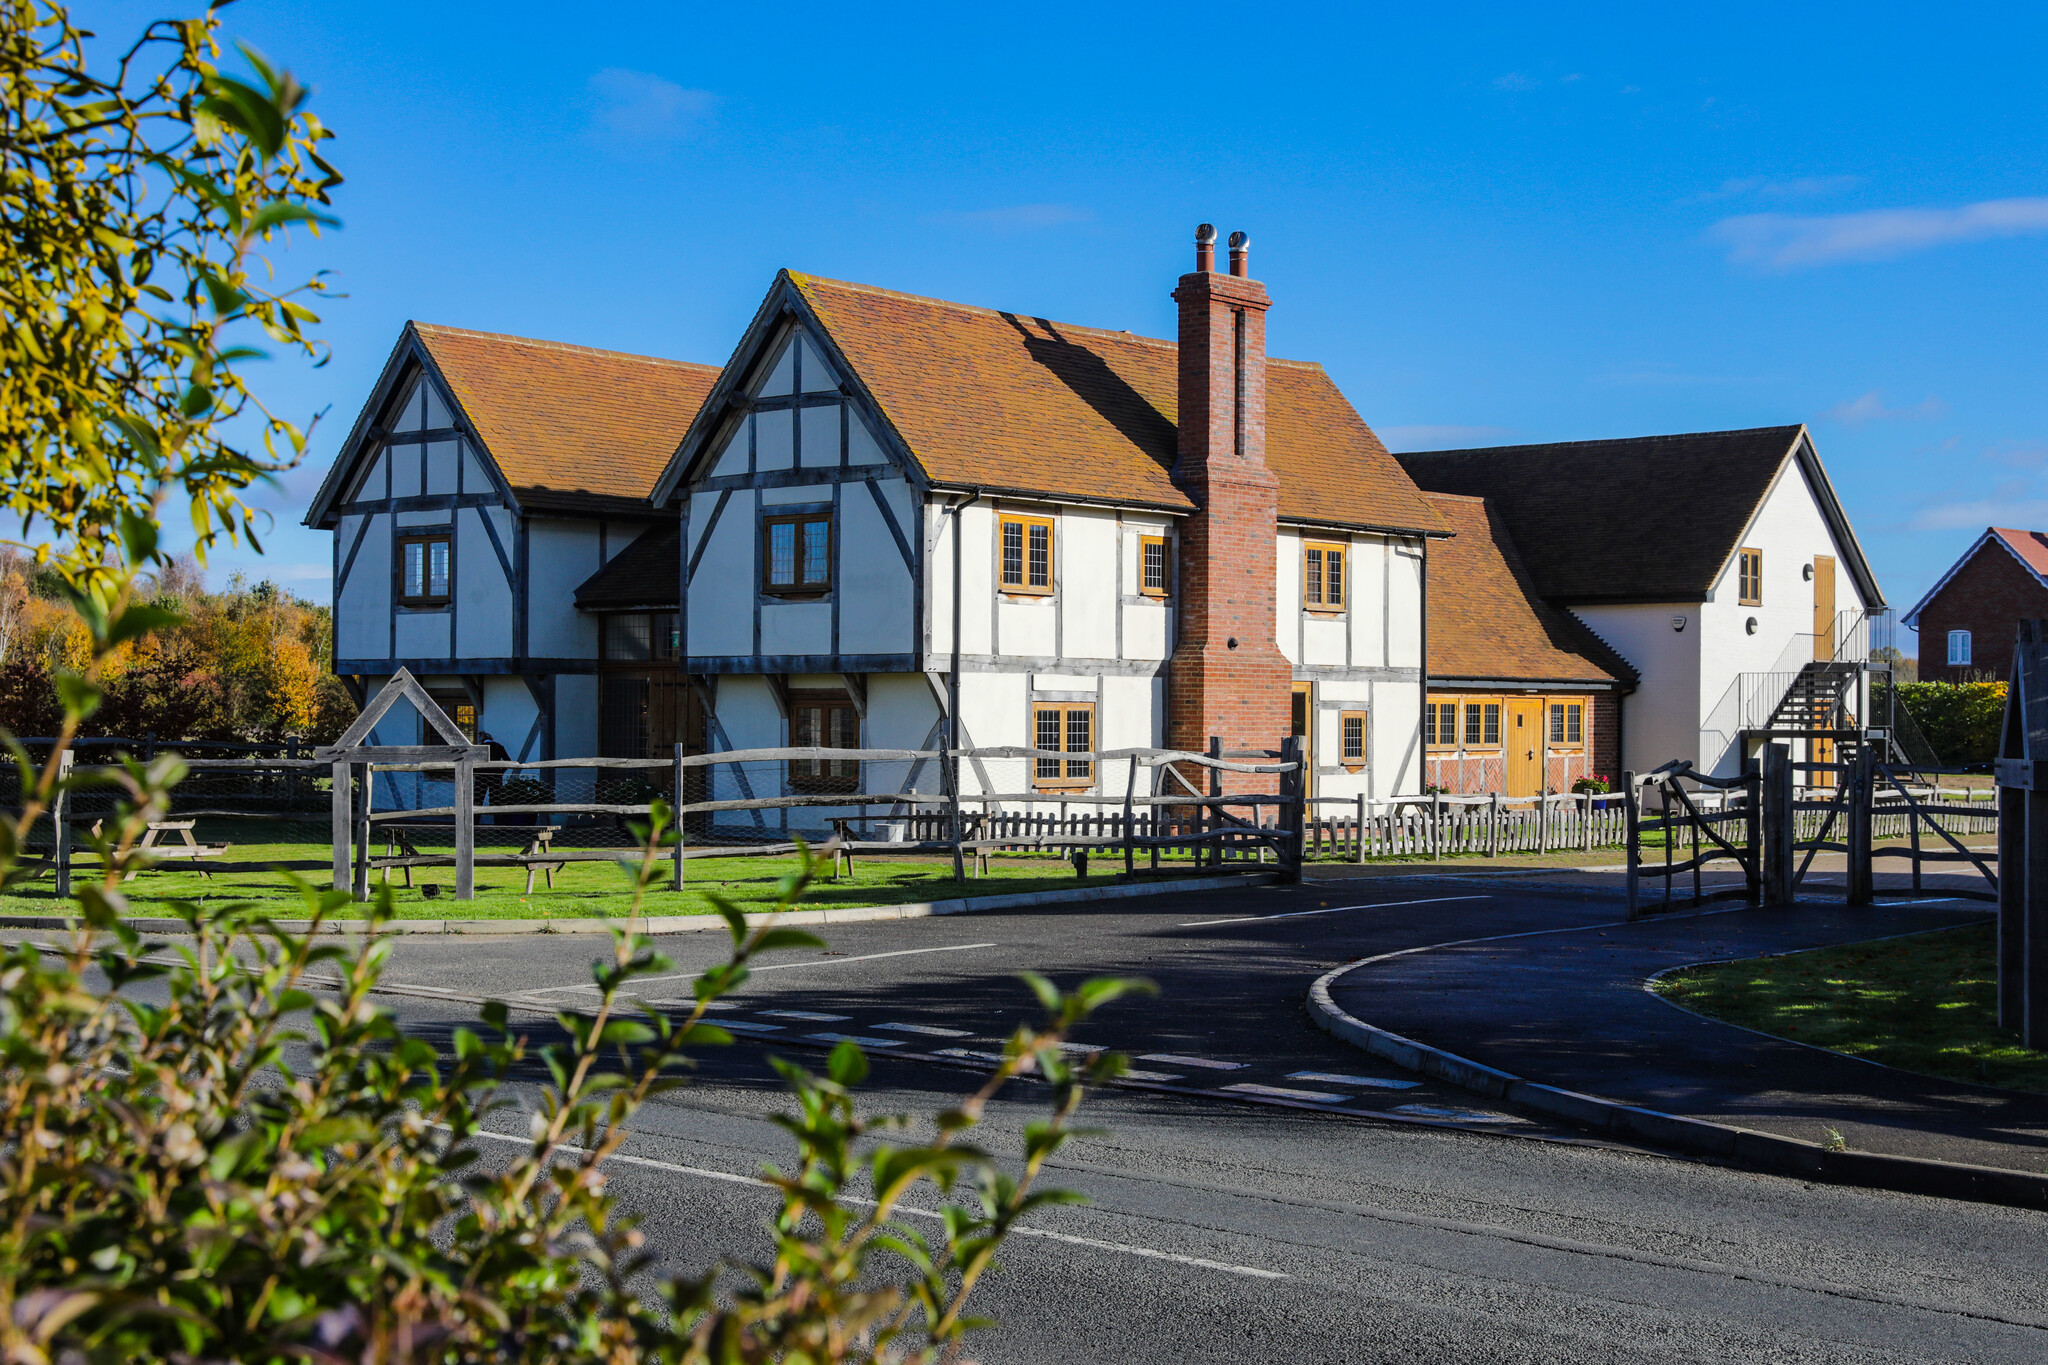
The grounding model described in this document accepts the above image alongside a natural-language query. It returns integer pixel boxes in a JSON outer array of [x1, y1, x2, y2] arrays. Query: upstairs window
[[1949, 630, 1972, 666], [1738, 548, 1763, 606], [399, 533, 451, 606], [1139, 534, 1171, 597], [1303, 540, 1346, 610], [1548, 701, 1585, 746], [1032, 702, 1093, 789], [763, 512, 832, 595], [1000, 514, 1054, 594]]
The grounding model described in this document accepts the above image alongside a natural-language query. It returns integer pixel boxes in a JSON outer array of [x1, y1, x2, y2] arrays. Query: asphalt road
[[48, 877, 2048, 1359]]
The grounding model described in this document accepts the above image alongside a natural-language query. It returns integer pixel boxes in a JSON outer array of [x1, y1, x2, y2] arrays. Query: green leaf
[[827, 1038, 868, 1087], [106, 603, 184, 647], [117, 506, 160, 565], [596, 1021, 656, 1046], [200, 76, 286, 158], [52, 672, 103, 721], [749, 927, 825, 954], [1019, 971, 1062, 1016]]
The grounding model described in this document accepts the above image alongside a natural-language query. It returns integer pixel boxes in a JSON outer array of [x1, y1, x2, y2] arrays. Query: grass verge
[[1652, 922, 2048, 1093], [0, 848, 1127, 920]]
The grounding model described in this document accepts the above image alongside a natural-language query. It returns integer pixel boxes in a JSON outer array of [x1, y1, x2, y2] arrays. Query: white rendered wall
[[1696, 459, 1874, 773], [1575, 603, 1703, 775], [526, 519, 603, 659], [335, 513, 388, 658], [453, 506, 514, 657]]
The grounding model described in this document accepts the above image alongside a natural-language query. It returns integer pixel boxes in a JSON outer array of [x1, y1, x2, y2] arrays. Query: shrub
[[1896, 681, 2006, 765], [0, 794, 1149, 1363]]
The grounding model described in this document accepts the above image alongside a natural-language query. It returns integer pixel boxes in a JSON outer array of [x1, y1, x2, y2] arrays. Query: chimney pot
[[1228, 230, 1250, 277], [1194, 222, 1217, 273]]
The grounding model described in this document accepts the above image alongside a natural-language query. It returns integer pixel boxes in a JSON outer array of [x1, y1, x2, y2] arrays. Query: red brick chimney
[[1165, 225, 1291, 773]]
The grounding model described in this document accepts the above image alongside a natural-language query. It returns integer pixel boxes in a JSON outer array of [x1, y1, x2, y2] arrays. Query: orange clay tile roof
[[1993, 527, 2048, 579], [413, 323, 720, 511], [788, 274, 1446, 534], [1424, 493, 1634, 685]]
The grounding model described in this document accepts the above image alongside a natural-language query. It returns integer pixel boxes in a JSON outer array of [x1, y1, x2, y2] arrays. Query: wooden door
[[1291, 683, 1314, 797], [1813, 555, 1836, 661], [1505, 699, 1544, 797]]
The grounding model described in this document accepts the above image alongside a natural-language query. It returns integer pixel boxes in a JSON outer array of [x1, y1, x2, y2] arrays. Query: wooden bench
[[92, 820, 231, 880]]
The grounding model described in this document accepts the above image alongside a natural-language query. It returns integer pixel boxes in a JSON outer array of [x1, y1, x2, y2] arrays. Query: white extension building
[[1399, 426, 1887, 779]]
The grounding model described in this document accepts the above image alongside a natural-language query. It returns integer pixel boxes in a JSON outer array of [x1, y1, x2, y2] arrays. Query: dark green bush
[[1895, 681, 2006, 764]]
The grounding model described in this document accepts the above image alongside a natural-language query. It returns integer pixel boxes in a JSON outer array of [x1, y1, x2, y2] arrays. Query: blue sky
[[86, 2, 2048, 651]]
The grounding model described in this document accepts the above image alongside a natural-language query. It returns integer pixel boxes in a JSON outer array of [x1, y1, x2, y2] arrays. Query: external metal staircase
[[1764, 660, 1860, 732]]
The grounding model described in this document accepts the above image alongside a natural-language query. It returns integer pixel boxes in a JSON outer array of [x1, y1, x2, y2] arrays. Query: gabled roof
[[1424, 493, 1635, 686], [307, 323, 720, 525], [1397, 425, 1883, 607], [659, 272, 1446, 536], [574, 523, 679, 611], [1901, 526, 2048, 628]]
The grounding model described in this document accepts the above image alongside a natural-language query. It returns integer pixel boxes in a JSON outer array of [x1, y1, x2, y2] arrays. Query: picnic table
[[382, 824, 565, 892], [91, 819, 231, 880]]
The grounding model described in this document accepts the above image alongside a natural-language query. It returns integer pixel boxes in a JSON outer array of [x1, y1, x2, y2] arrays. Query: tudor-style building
[[308, 240, 1894, 809], [1902, 526, 2048, 683], [1400, 427, 1887, 779], [305, 325, 717, 760], [646, 233, 1449, 824]]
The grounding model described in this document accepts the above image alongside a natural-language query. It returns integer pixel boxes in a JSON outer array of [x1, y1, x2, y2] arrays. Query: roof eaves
[[303, 325, 421, 529]]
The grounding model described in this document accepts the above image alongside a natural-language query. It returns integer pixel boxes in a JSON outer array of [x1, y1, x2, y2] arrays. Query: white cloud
[[1682, 175, 1860, 205], [1824, 389, 1948, 425], [923, 204, 1094, 232], [587, 68, 718, 140], [1907, 498, 2048, 532], [1492, 71, 1538, 92], [1379, 424, 1514, 451], [1712, 196, 2048, 269]]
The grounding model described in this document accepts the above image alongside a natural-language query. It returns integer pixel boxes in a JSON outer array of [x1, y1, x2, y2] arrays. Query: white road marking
[[937, 1047, 1017, 1065], [1181, 894, 1490, 928], [1287, 1071, 1421, 1090], [874, 1021, 972, 1037], [1224, 1082, 1346, 1103], [1117, 1069, 1187, 1082], [460, 1127, 1287, 1280], [524, 941, 999, 995], [806, 1033, 906, 1049], [761, 1009, 851, 1021], [1140, 1054, 1244, 1070], [710, 1020, 783, 1034]]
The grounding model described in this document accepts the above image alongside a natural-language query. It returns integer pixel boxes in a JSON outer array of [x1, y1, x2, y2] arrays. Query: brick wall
[[1589, 690, 1621, 786], [1914, 540, 2048, 682]]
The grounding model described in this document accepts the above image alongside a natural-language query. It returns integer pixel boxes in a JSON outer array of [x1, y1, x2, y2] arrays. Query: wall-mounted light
[[1803, 563, 1816, 581], [1746, 616, 1759, 635], [1671, 615, 1688, 633]]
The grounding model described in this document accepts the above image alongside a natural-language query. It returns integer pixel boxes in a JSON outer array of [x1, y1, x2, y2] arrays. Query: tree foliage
[[0, 549, 350, 743], [1896, 680, 2006, 765], [0, 0, 337, 593]]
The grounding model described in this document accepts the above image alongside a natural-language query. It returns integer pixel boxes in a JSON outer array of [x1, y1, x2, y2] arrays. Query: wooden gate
[[1624, 759, 1761, 919]]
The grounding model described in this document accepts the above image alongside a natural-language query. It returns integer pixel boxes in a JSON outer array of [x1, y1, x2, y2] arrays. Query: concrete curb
[[1307, 956, 2048, 1211], [0, 870, 1278, 937]]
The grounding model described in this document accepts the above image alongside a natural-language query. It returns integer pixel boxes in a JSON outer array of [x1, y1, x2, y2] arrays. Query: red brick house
[[1903, 526, 2048, 682]]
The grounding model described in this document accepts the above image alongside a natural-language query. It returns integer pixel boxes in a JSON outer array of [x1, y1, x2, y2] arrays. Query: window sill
[[1301, 606, 1347, 617], [1738, 598, 1762, 608], [398, 600, 451, 611], [761, 588, 830, 601], [1000, 588, 1056, 600]]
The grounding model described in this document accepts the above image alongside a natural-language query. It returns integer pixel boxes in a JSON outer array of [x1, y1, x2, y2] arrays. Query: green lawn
[[1652, 922, 2048, 1093], [1, 834, 1128, 920]]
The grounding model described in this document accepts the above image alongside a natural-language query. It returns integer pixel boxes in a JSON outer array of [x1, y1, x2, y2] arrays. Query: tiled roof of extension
[[413, 323, 720, 511], [575, 522, 679, 610], [1424, 494, 1635, 686], [788, 274, 1447, 535], [1397, 427, 1810, 603]]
